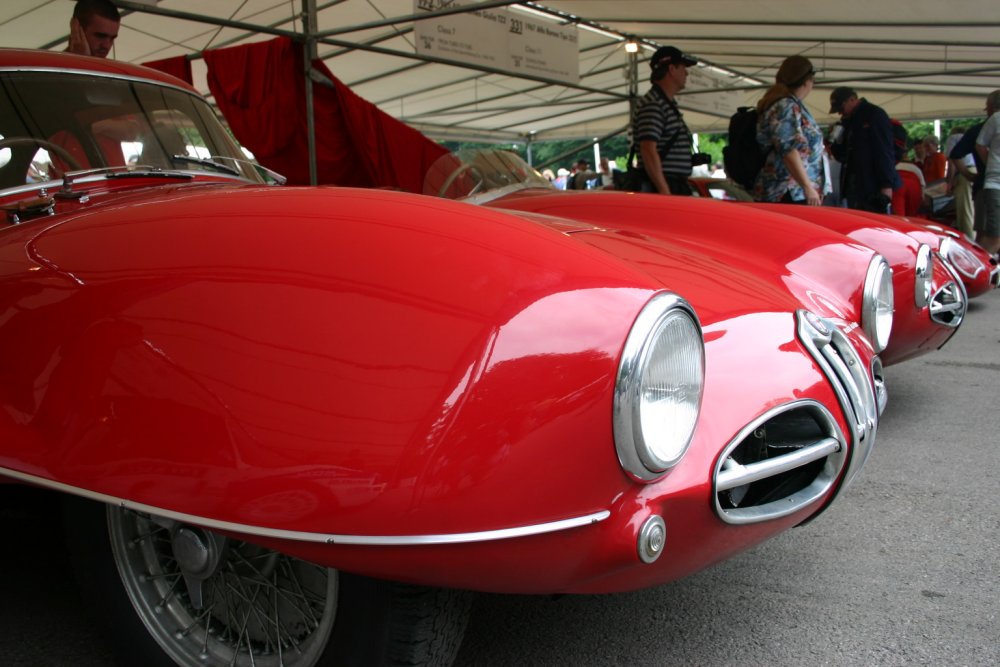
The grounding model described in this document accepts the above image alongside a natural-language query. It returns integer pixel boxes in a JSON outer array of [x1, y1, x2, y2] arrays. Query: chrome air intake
[[928, 278, 966, 328], [714, 312, 882, 525], [714, 401, 847, 524]]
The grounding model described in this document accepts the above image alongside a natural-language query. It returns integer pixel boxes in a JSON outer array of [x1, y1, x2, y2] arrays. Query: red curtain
[[202, 37, 447, 190], [141, 56, 194, 85]]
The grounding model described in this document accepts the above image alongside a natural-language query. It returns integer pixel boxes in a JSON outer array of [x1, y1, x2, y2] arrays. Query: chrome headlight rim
[[613, 293, 705, 482], [914, 244, 933, 309], [861, 255, 893, 353]]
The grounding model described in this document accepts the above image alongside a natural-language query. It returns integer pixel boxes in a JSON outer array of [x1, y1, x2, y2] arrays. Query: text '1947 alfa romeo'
[[0, 50, 886, 666]]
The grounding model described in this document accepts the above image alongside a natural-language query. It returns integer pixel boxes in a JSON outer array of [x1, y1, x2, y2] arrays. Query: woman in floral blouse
[[753, 55, 824, 205]]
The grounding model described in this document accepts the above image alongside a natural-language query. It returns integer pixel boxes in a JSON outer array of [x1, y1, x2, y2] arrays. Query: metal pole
[[626, 42, 639, 165], [302, 0, 318, 185]]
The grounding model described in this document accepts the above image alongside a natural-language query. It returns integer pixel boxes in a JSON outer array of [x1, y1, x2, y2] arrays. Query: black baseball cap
[[829, 86, 857, 114], [650, 46, 697, 70]]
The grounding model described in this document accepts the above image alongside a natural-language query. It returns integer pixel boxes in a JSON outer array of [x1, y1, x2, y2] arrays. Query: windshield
[[0, 71, 265, 189], [423, 149, 553, 202]]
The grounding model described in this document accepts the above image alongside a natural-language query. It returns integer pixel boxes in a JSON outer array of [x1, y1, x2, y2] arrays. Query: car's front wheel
[[63, 498, 471, 666]]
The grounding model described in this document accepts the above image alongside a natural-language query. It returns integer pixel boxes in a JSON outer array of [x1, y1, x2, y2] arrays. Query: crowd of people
[[624, 45, 1000, 257]]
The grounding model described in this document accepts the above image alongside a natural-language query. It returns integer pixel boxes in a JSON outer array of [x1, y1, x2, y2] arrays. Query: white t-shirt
[[976, 112, 1000, 190]]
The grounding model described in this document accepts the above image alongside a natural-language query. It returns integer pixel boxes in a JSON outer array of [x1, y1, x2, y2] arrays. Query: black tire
[[63, 497, 472, 667]]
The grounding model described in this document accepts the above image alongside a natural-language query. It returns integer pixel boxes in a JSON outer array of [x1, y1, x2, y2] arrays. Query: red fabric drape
[[202, 37, 447, 190], [142, 56, 194, 85]]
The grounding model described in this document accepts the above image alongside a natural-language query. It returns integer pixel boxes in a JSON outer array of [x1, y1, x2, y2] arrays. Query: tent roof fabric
[[3, 1, 997, 142]]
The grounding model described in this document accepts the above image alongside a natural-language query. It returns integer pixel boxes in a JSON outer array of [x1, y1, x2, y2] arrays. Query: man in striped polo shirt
[[633, 46, 698, 195]]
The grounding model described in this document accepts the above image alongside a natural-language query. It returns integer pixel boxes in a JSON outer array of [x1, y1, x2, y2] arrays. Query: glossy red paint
[[489, 190, 880, 333]]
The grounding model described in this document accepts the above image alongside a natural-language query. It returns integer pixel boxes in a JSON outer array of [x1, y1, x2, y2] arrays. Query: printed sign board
[[414, 0, 579, 84]]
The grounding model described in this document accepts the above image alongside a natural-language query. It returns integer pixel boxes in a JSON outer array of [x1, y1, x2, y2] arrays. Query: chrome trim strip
[[716, 437, 841, 491], [0, 466, 610, 546]]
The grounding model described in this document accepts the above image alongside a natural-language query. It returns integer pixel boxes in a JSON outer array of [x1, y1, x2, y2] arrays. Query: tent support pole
[[303, 0, 319, 186]]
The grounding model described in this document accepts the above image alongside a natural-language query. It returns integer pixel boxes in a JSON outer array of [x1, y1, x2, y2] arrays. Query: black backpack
[[722, 106, 766, 190]]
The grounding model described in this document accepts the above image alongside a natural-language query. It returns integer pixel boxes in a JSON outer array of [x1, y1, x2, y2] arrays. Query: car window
[[0, 72, 262, 187]]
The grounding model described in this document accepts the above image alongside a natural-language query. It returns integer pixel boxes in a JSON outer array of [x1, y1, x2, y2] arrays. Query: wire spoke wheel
[[106, 507, 337, 667]]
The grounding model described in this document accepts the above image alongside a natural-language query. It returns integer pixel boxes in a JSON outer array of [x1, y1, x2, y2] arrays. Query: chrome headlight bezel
[[613, 293, 705, 482], [861, 255, 893, 353], [914, 244, 933, 308]]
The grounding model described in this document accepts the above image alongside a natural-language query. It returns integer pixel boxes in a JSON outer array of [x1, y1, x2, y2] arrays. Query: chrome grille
[[796, 311, 880, 489]]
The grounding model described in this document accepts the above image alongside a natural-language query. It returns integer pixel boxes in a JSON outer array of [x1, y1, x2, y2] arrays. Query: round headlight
[[862, 255, 893, 353], [939, 237, 983, 279], [914, 244, 933, 308], [614, 293, 705, 481]]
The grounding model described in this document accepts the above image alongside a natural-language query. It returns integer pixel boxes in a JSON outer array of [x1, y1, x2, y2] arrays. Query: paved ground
[[2, 290, 998, 666]]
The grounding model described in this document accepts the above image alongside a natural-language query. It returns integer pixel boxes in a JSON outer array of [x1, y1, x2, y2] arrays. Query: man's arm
[[975, 115, 997, 165], [640, 140, 671, 194], [871, 109, 901, 195]]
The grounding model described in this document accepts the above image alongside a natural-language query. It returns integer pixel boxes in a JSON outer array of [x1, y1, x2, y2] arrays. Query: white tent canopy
[[3, 1, 998, 143]]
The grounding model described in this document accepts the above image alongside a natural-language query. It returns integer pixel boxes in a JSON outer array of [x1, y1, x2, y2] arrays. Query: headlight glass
[[914, 244, 933, 308], [862, 255, 893, 352], [939, 237, 982, 278], [614, 293, 705, 481]]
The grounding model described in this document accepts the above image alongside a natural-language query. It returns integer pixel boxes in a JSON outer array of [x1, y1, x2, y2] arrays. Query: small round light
[[637, 516, 666, 563]]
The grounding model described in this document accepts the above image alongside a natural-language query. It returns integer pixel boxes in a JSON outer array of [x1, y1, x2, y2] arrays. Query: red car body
[[0, 51, 884, 665]]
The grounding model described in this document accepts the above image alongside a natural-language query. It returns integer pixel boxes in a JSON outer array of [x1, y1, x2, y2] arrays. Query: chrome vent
[[929, 281, 966, 328], [796, 311, 880, 491], [714, 401, 847, 524]]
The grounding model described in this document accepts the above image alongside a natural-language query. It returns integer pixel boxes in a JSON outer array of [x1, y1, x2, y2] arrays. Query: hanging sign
[[414, 0, 579, 84]]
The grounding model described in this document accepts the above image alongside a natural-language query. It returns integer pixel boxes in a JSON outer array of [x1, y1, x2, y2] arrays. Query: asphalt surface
[[2, 290, 998, 666]]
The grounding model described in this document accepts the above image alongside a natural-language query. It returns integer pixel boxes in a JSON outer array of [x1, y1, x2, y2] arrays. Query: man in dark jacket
[[829, 87, 901, 213]]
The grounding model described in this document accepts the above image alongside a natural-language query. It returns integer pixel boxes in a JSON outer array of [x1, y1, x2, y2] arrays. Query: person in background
[[921, 135, 947, 182], [632, 46, 699, 195], [829, 87, 901, 213], [973, 89, 1000, 255], [752, 55, 823, 205], [66, 0, 121, 59], [568, 159, 597, 190], [598, 157, 616, 188], [945, 127, 976, 239], [910, 139, 927, 174]]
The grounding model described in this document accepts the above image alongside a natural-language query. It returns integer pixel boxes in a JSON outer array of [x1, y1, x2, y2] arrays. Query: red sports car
[[0, 51, 883, 666], [687, 177, 968, 365]]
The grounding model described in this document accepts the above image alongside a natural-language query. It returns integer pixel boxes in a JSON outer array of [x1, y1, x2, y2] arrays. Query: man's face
[[669, 63, 689, 91], [837, 96, 860, 118], [82, 14, 120, 58]]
